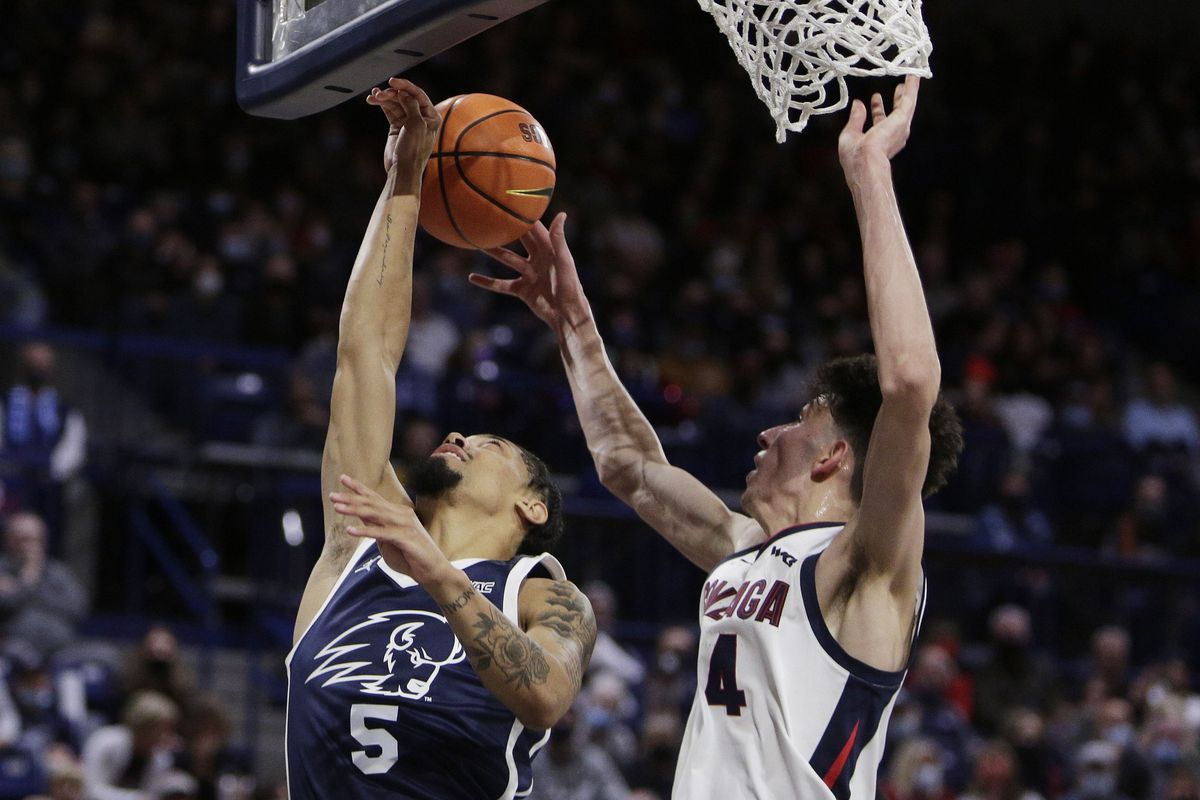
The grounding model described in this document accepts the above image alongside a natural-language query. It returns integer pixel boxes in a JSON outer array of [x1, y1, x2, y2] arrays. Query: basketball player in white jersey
[[473, 75, 963, 799]]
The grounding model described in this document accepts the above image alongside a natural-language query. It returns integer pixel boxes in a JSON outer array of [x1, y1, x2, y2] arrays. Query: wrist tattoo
[[439, 586, 476, 616], [465, 605, 550, 690]]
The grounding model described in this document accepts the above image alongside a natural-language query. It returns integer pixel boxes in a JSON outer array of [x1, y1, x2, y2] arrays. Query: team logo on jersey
[[306, 610, 467, 700]]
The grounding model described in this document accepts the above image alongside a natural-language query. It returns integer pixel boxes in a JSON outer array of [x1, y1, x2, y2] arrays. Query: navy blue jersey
[[286, 540, 565, 800]]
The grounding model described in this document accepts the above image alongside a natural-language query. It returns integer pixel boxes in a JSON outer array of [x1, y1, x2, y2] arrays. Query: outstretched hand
[[469, 213, 592, 333], [838, 75, 920, 175], [367, 78, 440, 191], [330, 474, 447, 584]]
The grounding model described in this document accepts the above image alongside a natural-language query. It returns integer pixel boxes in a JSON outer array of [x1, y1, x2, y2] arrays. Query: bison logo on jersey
[[306, 610, 467, 700]]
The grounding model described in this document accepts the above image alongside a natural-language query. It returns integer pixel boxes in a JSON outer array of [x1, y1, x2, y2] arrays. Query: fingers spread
[[468, 273, 520, 295], [842, 98, 867, 136]]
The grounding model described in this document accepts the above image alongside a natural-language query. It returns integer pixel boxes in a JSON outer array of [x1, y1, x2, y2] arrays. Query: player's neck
[[752, 485, 856, 537], [416, 498, 520, 561]]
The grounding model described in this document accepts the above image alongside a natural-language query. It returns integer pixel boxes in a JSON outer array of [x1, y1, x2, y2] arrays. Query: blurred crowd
[[2, 0, 1200, 797], [0, 504, 276, 799], [534, 584, 1200, 800]]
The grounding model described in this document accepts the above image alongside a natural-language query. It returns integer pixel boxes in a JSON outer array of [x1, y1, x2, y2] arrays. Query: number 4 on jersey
[[704, 634, 747, 716]]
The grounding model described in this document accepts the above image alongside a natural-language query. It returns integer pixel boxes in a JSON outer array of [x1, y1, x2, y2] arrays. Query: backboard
[[236, 0, 551, 119]]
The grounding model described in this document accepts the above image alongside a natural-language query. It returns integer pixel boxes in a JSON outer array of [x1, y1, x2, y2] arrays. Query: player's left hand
[[331, 474, 449, 584], [838, 75, 920, 175], [367, 78, 440, 190]]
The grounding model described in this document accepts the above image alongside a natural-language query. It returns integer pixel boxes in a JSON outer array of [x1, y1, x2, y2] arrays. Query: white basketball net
[[698, 0, 933, 142]]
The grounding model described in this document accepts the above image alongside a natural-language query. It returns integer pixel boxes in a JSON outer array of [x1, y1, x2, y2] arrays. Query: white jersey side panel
[[674, 523, 923, 800]]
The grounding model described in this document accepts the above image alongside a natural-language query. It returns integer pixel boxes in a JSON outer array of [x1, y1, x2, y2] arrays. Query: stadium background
[[2, 0, 1200, 797]]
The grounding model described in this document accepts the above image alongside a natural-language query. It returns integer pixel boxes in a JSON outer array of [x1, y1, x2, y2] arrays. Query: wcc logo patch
[[307, 610, 466, 700]]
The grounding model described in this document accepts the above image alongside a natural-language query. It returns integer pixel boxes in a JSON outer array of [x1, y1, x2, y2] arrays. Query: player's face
[[429, 432, 531, 509], [743, 400, 838, 510]]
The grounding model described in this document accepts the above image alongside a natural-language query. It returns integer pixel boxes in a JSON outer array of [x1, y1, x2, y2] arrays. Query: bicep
[[852, 397, 931, 590], [520, 580, 597, 697], [629, 462, 761, 571]]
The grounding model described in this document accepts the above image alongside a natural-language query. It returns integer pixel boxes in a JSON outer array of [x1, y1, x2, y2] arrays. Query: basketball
[[419, 94, 556, 249]]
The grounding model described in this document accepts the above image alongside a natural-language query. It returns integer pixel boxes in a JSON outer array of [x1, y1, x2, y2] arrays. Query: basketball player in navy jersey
[[474, 76, 963, 798], [286, 79, 596, 800]]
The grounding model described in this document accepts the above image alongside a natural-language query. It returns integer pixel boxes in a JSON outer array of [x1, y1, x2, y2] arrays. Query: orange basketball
[[419, 94, 556, 249]]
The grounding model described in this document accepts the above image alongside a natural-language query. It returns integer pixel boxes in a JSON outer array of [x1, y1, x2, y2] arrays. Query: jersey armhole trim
[[285, 538, 374, 666], [502, 552, 566, 624], [799, 550, 907, 688]]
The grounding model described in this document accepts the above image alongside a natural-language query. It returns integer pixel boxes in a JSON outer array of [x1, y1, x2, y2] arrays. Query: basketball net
[[698, 0, 932, 141]]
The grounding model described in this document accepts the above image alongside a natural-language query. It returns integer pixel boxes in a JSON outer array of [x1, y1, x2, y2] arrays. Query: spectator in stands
[[82, 691, 180, 800], [642, 626, 696, 720], [1163, 766, 1200, 800], [249, 371, 327, 451], [1034, 380, 1139, 547], [581, 672, 639, 775], [175, 697, 252, 800], [1084, 627, 1133, 700], [122, 626, 195, 717], [1003, 707, 1069, 800], [626, 711, 684, 800], [46, 753, 86, 800], [959, 739, 1045, 800], [974, 472, 1055, 551], [974, 605, 1058, 735], [901, 644, 977, 791], [2, 638, 78, 755], [0, 343, 88, 525], [1089, 698, 1152, 800], [581, 580, 645, 690], [0, 510, 89, 657], [530, 705, 629, 800], [1122, 362, 1199, 458], [1064, 741, 1132, 800], [882, 737, 955, 800]]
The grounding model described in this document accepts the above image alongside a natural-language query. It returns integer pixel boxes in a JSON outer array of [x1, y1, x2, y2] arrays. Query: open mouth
[[432, 444, 468, 462]]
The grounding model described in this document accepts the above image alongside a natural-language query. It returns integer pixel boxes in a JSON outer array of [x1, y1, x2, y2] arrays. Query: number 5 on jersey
[[704, 634, 747, 716]]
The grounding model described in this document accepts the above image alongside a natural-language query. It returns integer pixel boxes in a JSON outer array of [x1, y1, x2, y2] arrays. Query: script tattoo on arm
[[439, 586, 476, 616], [465, 605, 551, 690], [377, 211, 393, 286]]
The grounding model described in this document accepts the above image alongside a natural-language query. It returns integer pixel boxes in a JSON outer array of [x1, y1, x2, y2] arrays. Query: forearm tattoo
[[465, 605, 551, 690], [377, 211, 393, 286], [439, 586, 476, 616]]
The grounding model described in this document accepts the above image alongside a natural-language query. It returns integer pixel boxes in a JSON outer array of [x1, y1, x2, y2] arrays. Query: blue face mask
[[1151, 740, 1182, 766], [1104, 724, 1134, 748], [913, 764, 944, 795], [1079, 772, 1115, 798]]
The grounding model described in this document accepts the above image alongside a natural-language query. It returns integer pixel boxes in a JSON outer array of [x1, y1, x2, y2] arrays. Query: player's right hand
[[368, 78, 440, 192], [471, 213, 592, 333], [330, 474, 448, 585]]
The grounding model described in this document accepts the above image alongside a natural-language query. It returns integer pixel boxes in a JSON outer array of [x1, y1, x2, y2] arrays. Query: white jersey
[[674, 523, 925, 800]]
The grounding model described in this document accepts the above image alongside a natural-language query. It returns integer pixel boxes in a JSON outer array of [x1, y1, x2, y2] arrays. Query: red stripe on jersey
[[822, 720, 860, 788]]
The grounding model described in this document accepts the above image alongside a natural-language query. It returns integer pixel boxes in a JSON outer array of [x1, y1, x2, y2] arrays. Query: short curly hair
[[515, 446, 564, 555], [808, 354, 963, 502]]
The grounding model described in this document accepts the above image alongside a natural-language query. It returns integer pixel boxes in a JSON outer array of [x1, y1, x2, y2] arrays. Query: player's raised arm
[[293, 80, 440, 644], [472, 219, 762, 571], [827, 77, 939, 595]]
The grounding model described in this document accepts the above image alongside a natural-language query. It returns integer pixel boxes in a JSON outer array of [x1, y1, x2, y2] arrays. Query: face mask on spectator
[[1104, 724, 1134, 748], [1151, 739, 1181, 767], [913, 763, 944, 795], [1080, 772, 1116, 797]]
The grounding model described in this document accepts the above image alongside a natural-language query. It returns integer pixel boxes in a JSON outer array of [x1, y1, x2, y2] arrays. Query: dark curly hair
[[808, 354, 963, 502], [515, 446, 564, 555]]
